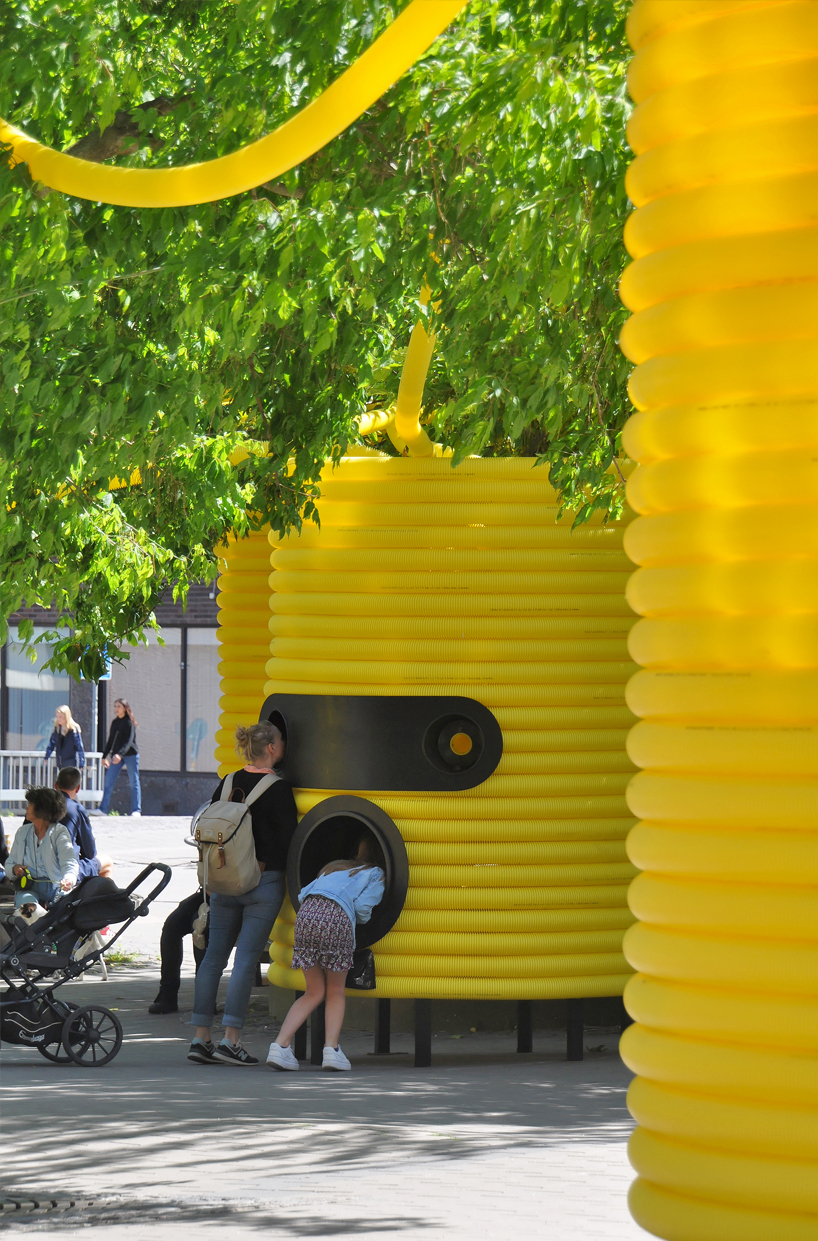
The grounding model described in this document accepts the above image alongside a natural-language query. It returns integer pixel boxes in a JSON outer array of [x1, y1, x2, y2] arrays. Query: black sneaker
[[187, 1038, 218, 1064], [211, 1039, 258, 1066]]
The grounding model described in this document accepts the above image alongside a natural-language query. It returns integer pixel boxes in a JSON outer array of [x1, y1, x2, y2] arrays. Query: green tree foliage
[[0, 0, 630, 676]]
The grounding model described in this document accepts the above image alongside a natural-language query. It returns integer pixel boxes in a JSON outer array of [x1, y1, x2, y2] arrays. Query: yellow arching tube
[[620, 2, 818, 1238], [214, 529, 275, 774], [263, 453, 639, 1000], [1, 0, 466, 207]]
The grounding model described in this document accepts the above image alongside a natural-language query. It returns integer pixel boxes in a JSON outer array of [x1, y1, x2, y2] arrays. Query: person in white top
[[7, 786, 79, 908], [267, 833, 385, 1073]]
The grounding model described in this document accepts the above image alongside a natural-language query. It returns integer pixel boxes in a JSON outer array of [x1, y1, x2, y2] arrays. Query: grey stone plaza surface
[[1, 816, 648, 1240]]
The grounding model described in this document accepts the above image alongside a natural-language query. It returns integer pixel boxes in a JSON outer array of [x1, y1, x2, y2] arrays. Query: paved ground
[[1, 815, 647, 1240]]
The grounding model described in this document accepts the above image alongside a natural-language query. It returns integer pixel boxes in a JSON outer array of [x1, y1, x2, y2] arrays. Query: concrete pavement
[[0, 815, 647, 1239]]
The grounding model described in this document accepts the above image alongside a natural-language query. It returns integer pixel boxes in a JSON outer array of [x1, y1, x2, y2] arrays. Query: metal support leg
[[374, 998, 391, 1054], [293, 991, 307, 1062], [414, 999, 432, 1068], [566, 998, 584, 1061], [310, 1000, 326, 1065], [517, 1000, 533, 1053]]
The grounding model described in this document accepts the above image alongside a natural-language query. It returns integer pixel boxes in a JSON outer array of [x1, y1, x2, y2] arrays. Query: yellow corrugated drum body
[[621, 3, 818, 1237], [256, 454, 638, 999], [214, 530, 274, 774]]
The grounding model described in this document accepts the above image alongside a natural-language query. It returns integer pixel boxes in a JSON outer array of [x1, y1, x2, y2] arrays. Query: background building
[[1, 585, 221, 814]]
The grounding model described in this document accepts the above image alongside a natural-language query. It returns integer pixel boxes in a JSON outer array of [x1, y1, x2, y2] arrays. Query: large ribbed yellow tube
[[214, 529, 274, 776], [265, 454, 638, 999], [620, 3, 818, 1238]]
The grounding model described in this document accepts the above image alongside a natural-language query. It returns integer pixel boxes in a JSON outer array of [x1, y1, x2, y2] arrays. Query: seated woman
[[7, 786, 78, 908]]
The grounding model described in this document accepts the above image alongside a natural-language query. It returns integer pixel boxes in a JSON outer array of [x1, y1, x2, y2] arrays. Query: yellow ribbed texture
[[245, 454, 638, 999], [214, 531, 274, 772], [620, 3, 818, 1238]]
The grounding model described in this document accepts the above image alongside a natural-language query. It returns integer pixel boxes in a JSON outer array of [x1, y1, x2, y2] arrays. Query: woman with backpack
[[187, 720, 297, 1067]]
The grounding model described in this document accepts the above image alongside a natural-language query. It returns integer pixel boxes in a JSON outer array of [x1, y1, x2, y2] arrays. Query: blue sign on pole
[[79, 649, 112, 681]]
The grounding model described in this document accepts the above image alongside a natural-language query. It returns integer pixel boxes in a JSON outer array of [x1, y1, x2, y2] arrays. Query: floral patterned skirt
[[291, 894, 354, 973]]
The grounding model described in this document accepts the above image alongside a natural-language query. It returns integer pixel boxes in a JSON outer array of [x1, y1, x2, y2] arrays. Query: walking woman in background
[[44, 705, 85, 771], [100, 698, 141, 817], [188, 720, 297, 1067]]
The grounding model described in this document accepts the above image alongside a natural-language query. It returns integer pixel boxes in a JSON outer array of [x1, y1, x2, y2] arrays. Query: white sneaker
[[322, 1045, 351, 1071], [266, 1042, 299, 1071], [132, 811, 141, 817]]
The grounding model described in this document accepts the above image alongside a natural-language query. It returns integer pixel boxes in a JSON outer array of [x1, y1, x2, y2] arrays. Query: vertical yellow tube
[[620, 2, 818, 1238], [393, 285, 436, 457]]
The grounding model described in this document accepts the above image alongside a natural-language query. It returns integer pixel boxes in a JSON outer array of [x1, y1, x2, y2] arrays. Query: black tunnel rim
[[287, 795, 409, 951]]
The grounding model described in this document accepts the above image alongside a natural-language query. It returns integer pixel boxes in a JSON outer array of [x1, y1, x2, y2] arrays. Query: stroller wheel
[[36, 1002, 78, 1063], [37, 1041, 73, 1063], [61, 1005, 123, 1067]]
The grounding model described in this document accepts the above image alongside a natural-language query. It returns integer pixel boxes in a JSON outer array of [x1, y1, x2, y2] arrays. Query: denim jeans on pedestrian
[[191, 870, 285, 1031], [100, 753, 141, 815]]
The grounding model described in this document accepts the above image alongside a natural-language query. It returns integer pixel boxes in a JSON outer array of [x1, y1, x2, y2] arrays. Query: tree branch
[[261, 181, 305, 200], [66, 96, 185, 162]]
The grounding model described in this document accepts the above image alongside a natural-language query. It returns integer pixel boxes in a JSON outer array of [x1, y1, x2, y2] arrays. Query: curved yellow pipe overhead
[[0, 0, 467, 207]]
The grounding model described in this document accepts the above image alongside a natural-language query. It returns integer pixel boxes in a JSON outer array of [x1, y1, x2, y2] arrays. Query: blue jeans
[[191, 870, 285, 1031], [15, 877, 59, 908], [100, 754, 141, 814]]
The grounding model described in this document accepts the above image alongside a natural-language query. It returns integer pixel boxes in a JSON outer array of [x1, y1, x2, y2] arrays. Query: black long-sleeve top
[[210, 770, 297, 872], [102, 715, 138, 759]]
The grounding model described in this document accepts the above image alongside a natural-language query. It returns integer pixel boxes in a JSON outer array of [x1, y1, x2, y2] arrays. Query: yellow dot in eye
[[449, 732, 473, 756]]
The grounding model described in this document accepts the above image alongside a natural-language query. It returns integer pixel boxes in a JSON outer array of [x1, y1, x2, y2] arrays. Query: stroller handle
[[124, 863, 172, 911]]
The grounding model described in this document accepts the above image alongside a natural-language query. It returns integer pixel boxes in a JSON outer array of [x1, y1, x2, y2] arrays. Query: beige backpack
[[195, 772, 278, 896]]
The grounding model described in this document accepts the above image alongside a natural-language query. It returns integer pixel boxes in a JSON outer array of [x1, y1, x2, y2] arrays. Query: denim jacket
[[298, 866, 385, 947]]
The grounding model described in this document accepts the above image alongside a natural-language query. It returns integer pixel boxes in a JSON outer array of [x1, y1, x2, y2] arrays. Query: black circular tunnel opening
[[287, 795, 408, 950]]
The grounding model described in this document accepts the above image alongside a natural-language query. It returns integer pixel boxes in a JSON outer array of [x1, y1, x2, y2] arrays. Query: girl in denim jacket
[[267, 834, 384, 1072]]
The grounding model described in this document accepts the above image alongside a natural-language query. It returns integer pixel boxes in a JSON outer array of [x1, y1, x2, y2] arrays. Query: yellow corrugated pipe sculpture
[[214, 529, 274, 773], [619, 2, 818, 1237], [1, 1, 466, 207], [265, 453, 639, 1000]]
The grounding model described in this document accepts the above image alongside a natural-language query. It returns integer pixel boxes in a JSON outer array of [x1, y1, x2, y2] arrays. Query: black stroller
[[0, 863, 170, 1067]]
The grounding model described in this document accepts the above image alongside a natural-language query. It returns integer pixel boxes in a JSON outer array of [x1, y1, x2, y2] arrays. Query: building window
[[186, 629, 219, 772], [103, 626, 219, 773], [4, 627, 70, 750], [106, 630, 182, 772], [2, 624, 222, 774]]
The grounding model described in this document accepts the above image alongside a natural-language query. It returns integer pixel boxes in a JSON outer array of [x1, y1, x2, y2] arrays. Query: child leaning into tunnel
[[267, 833, 385, 1072]]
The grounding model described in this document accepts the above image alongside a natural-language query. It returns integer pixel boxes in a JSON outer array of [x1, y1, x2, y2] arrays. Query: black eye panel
[[261, 693, 502, 792]]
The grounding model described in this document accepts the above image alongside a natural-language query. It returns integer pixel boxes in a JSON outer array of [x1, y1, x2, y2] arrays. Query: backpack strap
[[243, 772, 279, 806], [218, 772, 235, 803]]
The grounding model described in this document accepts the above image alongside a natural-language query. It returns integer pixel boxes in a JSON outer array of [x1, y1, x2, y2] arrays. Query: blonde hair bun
[[235, 721, 283, 764]]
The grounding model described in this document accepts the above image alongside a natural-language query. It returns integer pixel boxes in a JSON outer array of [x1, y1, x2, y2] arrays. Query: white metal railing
[[0, 751, 105, 805]]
